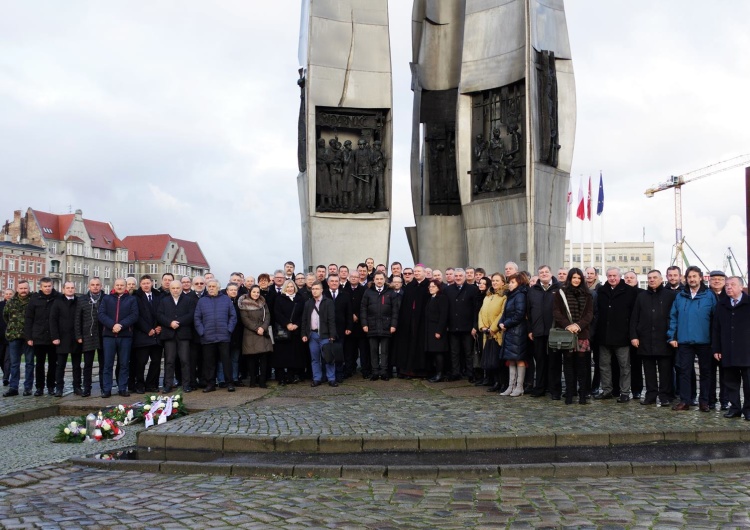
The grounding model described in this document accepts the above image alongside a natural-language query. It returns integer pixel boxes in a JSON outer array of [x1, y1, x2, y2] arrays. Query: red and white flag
[[576, 177, 585, 220], [587, 176, 592, 220]]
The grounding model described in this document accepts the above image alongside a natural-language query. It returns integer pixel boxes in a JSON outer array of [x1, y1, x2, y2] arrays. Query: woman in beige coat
[[238, 285, 272, 388], [478, 273, 507, 392]]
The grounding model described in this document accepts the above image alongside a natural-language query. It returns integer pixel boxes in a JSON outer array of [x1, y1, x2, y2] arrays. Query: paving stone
[[500, 463, 555, 478], [516, 434, 555, 449], [293, 464, 342, 478], [164, 433, 223, 451], [341, 465, 386, 479], [553, 462, 608, 478], [696, 429, 741, 443], [387, 465, 439, 479], [223, 435, 275, 453], [609, 430, 664, 445], [606, 461, 633, 476], [631, 461, 676, 476], [437, 465, 498, 478], [274, 436, 319, 452], [709, 458, 750, 473], [363, 436, 419, 452], [230, 463, 293, 477], [317, 435, 362, 453], [159, 461, 232, 475], [419, 435, 467, 451], [465, 434, 517, 450], [555, 432, 609, 447]]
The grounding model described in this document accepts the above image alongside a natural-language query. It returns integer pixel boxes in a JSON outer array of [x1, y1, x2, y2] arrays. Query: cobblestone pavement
[[1, 464, 750, 528], [0, 416, 143, 476], [149, 377, 750, 437]]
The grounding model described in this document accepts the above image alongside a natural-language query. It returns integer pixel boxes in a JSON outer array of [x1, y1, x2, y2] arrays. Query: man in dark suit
[[301, 281, 338, 387], [444, 268, 480, 381], [132, 275, 163, 393], [348, 272, 369, 378], [323, 274, 353, 382], [713, 276, 750, 420]]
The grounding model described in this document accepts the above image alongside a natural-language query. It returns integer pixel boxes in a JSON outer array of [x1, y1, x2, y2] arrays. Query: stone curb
[[0, 405, 59, 427], [135, 428, 750, 454], [71, 456, 750, 479]]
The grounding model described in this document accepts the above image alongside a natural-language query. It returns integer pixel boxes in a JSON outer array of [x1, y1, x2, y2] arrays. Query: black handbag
[[548, 291, 578, 351], [322, 341, 343, 364], [481, 338, 501, 371], [274, 325, 290, 341]]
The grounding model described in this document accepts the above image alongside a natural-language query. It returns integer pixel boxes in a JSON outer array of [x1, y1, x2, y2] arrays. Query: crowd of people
[[0, 259, 748, 420]]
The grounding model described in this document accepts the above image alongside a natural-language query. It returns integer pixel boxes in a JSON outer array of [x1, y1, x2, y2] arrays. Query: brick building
[[3, 208, 127, 292], [0, 241, 47, 292], [122, 235, 210, 288]]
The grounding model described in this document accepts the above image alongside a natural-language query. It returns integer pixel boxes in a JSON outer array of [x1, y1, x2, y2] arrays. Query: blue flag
[[596, 172, 604, 215]]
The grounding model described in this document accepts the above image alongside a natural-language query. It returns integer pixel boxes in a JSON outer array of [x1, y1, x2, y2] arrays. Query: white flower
[[63, 428, 71, 435], [173, 395, 180, 401], [118, 405, 125, 411], [102, 422, 111, 431], [173, 402, 179, 408], [143, 404, 151, 411], [150, 395, 156, 401], [69, 421, 78, 430]]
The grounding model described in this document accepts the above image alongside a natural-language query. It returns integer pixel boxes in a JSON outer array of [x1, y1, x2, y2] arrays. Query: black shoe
[[33, 390, 43, 397], [744, 413, 750, 421], [381, 375, 390, 381], [640, 399, 657, 406], [134, 386, 145, 394], [73, 388, 82, 396], [2, 380, 8, 386], [617, 393, 631, 403], [202, 386, 216, 393], [720, 403, 730, 411], [163, 386, 172, 393], [119, 390, 131, 397], [329, 381, 338, 387], [311, 381, 322, 387], [551, 394, 561, 401], [279, 380, 287, 386], [369, 375, 379, 381], [227, 385, 235, 392], [218, 382, 227, 388], [54, 391, 63, 398], [23, 390, 32, 396], [632, 393, 642, 400], [233, 380, 245, 387], [102, 392, 111, 398], [724, 410, 742, 418], [81, 391, 91, 397], [487, 383, 501, 392], [529, 391, 545, 398], [428, 374, 443, 383], [594, 392, 613, 400], [579, 398, 589, 405], [183, 387, 193, 393], [2, 389, 18, 397]]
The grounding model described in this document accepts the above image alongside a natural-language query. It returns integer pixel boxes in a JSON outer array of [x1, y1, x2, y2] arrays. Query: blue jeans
[[102, 337, 132, 393], [309, 332, 335, 383], [677, 343, 713, 405], [8, 339, 34, 392], [217, 345, 240, 383]]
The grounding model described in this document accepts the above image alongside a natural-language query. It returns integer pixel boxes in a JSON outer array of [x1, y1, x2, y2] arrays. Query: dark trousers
[[549, 349, 563, 397], [80, 349, 97, 393], [358, 336, 371, 376], [713, 358, 726, 407], [343, 335, 359, 377], [135, 345, 163, 391], [189, 342, 201, 386], [246, 352, 269, 386], [563, 350, 591, 401], [630, 345, 643, 396], [202, 342, 231, 389], [0, 341, 9, 383], [531, 336, 549, 394], [642, 355, 673, 404], [448, 332, 473, 378], [677, 343, 714, 405], [163, 339, 190, 390], [34, 344, 56, 392], [54, 345, 83, 392], [369, 337, 390, 376], [591, 337, 600, 391], [674, 358, 697, 401], [724, 367, 750, 414]]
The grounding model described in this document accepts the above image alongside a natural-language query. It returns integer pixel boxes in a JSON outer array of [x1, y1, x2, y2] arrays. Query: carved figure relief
[[538, 50, 560, 168], [471, 81, 526, 199], [297, 70, 306, 173], [425, 122, 460, 215], [314, 107, 389, 214]]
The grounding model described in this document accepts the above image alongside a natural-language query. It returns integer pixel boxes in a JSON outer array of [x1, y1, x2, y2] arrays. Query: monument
[[297, 0, 393, 270], [406, 0, 576, 271]]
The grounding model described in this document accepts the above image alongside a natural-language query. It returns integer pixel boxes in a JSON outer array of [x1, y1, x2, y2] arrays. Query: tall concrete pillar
[[297, 0, 393, 270], [456, 0, 576, 272]]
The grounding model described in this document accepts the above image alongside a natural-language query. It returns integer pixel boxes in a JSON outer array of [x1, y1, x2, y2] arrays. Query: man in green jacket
[[3, 281, 33, 397]]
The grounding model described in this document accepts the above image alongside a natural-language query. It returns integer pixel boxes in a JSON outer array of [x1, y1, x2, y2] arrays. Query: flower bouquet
[[53, 419, 87, 443]]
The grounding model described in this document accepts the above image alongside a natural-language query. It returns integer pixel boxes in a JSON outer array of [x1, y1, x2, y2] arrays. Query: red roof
[[123, 234, 209, 268], [30, 209, 124, 250]]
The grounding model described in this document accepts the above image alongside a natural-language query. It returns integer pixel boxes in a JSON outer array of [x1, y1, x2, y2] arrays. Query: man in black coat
[[394, 265, 430, 378], [624, 271, 645, 399], [444, 268, 480, 381], [74, 277, 104, 396], [323, 274, 353, 382], [526, 265, 560, 398], [49, 281, 80, 397], [594, 267, 638, 403], [301, 281, 338, 387], [132, 276, 163, 393], [713, 276, 750, 420], [360, 272, 400, 381], [0, 289, 11, 386], [24, 277, 61, 396], [630, 270, 676, 406], [348, 272, 370, 378]]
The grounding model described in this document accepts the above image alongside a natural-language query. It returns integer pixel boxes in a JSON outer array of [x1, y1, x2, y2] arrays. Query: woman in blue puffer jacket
[[498, 273, 530, 397]]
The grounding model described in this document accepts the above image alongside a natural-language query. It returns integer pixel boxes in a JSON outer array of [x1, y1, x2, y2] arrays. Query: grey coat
[[74, 291, 103, 352]]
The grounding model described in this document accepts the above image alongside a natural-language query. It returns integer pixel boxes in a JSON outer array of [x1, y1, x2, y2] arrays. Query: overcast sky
[[1, 1, 748, 282]]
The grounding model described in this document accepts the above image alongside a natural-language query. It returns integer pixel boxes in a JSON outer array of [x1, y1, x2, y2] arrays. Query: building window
[[8, 259, 15, 272], [75, 261, 82, 274], [104, 267, 110, 279], [104, 284, 110, 293], [128, 263, 135, 274], [36, 262, 42, 274], [19, 260, 26, 273], [94, 248, 100, 259], [50, 260, 60, 273], [93, 266, 100, 277], [85, 246, 91, 257], [7, 277, 14, 290], [50, 243, 57, 254], [28, 279, 34, 291], [149, 264, 158, 274], [83, 264, 89, 276], [105, 250, 111, 260], [646, 254, 652, 262]]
